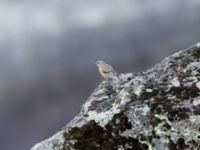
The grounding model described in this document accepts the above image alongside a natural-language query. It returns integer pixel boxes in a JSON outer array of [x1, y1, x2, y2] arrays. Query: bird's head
[[95, 60, 105, 66]]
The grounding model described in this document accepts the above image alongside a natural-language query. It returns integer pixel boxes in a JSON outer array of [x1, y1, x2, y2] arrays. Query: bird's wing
[[103, 65, 117, 74]]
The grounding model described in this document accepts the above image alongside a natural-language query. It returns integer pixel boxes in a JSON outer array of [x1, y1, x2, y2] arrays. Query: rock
[[31, 43, 200, 150]]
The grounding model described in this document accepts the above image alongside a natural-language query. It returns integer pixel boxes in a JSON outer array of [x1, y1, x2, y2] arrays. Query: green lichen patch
[[105, 112, 132, 132], [180, 58, 194, 68], [105, 84, 117, 97], [140, 87, 159, 100], [168, 138, 189, 150], [63, 113, 150, 150], [63, 121, 104, 150], [169, 83, 199, 99], [192, 104, 200, 115], [167, 107, 191, 121]]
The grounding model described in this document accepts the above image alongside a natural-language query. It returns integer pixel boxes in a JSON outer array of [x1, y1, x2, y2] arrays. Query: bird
[[95, 60, 117, 79]]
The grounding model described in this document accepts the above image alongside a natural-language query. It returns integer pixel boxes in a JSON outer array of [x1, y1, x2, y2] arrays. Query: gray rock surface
[[31, 43, 200, 150]]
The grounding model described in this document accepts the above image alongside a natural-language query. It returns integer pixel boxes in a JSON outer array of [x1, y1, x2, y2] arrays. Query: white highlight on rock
[[171, 77, 180, 87], [118, 91, 130, 104], [193, 99, 200, 106], [196, 81, 200, 90], [87, 105, 121, 127], [87, 89, 131, 127], [142, 105, 150, 116], [86, 76, 132, 127], [134, 104, 150, 116], [186, 62, 200, 70], [189, 115, 200, 123], [83, 100, 92, 113], [196, 42, 200, 48], [119, 73, 133, 81], [134, 85, 145, 96], [31, 131, 65, 150], [146, 89, 153, 93], [154, 114, 171, 125]]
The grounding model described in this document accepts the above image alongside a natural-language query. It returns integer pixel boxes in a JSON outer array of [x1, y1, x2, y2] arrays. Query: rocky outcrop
[[31, 43, 200, 150]]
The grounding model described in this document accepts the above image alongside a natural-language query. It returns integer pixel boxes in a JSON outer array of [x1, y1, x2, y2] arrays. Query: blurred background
[[0, 0, 200, 150]]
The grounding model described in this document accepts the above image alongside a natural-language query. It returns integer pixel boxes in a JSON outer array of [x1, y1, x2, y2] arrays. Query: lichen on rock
[[31, 43, 200, 150]]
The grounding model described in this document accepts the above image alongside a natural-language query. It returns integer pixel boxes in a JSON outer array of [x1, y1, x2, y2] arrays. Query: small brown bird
[[96, 60, 117, 79]]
